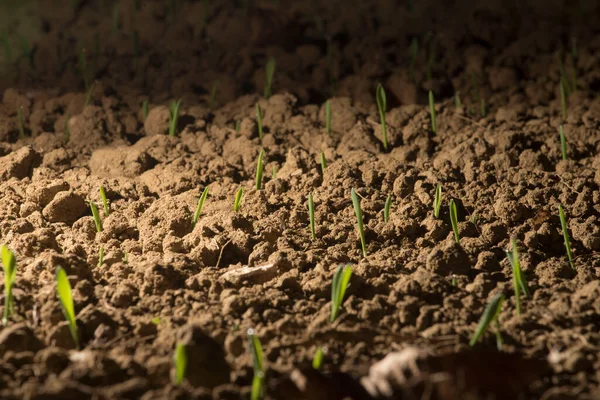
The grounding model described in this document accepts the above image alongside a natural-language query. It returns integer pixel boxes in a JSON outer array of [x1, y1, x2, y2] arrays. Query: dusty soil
[[0, 0, 599, 399]]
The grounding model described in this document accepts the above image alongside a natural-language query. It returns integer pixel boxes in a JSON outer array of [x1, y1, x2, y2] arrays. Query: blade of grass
[[84, 81, 96, 107], [264, 57, 276, 99], [142, 100, 149, 121], [351, 188, 367, 257], [320, 151, 327, 174], [56, 267, 79, 348], [505, 237, 530, 315], [454, 91, 462, 109], [308, 192, 316, 241], [247, 328, 265, 400], [384, 194, 392, 223], [449, 199, 459, 244], [97, 246, 104, 268], [312, 346, 326, 370], [255, 150, 265, 190], [90, 201, 102, 232], [169, 100, 182, 136], [433, 183, 442, 219], [375, 84, 388, 151], [174, 343, 187, 385], [558, 204, 575, 269], [209, 81, 219, 110], [234, 187, 243, 212], [560, 77, 568, 120], [1, 245, 17, 326], [469, 292, 504, 348], [78, 48, 89, 91], [330, 264, 352, 322], [193, 186, 210, 226], [99, 186, 109, 216], [272, 165, 277, 179], [256, 104, 263, 142]]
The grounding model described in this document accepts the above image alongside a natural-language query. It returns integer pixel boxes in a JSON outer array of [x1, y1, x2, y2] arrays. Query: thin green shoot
[[560, 77, 567, 120], [90, 201, 102, 232], [351, 188, 367, 258], [209, 81, 219, 110], [17, 107, 25, 140], [451, 274, 457, 287], [558, 56, 572, 96], [247, 328, 265, 400], [1, 245, 17, 326], [375, 83, 388, 151], [559, 125, 567, 161], [325, 99, 331, 136], [308, 192, 316, 241], [558, 204, 575, 269], [505, 237, 530, 315], [235, 120, 241, 133], [174, 342, 187, 385], [383, 194, 392, 223], [84, 81, 96, 107], [193, 186, 210, 226], [64, 114, 70, 143], [469, 292, 504, 350], [98, 246, 104, 267], [56, 266, 79, 348], [429, 90, 436, 134], [449, 199, 459, 244], [256, 104, 263, 141], [330, 264, 352, 322], [78, 48, 89, 91], [255, 150, 265, 190], [168, 100, 182, 137], [272, 165, 277, 179], [470, 211, 479, 226], [264, 56, 276, 99], [312, 346, 326, 370], [433, 183, 442, 219], [320, 151, 327, 174], [408, 37, 418, 82], [454, 91, 462, 109], [122, 250, 129, 264], [480, 98, 487, 118], [142, 100, 149, 121], [233, 187, 243, 212], [99, 186, 109, 216]]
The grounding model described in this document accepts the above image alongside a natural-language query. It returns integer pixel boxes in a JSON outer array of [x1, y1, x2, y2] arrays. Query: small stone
[[220, 263, 277, 286], [42, 191, 88, 225]]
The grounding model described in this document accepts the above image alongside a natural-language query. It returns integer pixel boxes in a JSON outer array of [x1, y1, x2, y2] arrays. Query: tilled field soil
[[0, 0, 599, 399]]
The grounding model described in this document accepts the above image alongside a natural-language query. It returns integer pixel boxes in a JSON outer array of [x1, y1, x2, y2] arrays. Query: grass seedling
[[330, 264, 353, 322], [142, 100, 149, 121], [256, 103, 264, 141], [433, 183, 442, 219], [272, 165, 277, 179], [78, 48, 90, 91], [470, 211, 479, 226], [451, 274, 457, 287], [193, 186, 209, 226], [235, 120, 241, 133], [408, 37, 418, 82], [264, 56, 276, 99], [449, 199, 459, 244], [429, 90, 437, 134], [375, 83, 388, 151], [351, 188, 367, 258], [233, 187, 243, 212], [17, 107, 25, 140], [559, 125, 567, 160], [558, 204, 575, 269], [255, 150, 265, 190], [174, 342, 187, 385], [312, 346, 326, 370], [384, 194, 392, 223], [168, 100, 182, 137], [320, 151, 327, 174], [90, 201, 102, 232], [560, 77, 568, 120], [469, 292, 504, 350], [325, 99, 331, 136], [505, 237, 530, 315], [558, 56, 572, 96], [56, 267, 79, 348], [99, 186, 109, 216], [209, 81, 218, 110], [308, 192, 316, 241], [1, 245, 17, 326], [98, 246, 104, 267], [247, 328, 265, 400], [454, 91, 462, 109], [84, 81, 96, 107], [122, 250, 129, 264], [64, 114, 70, 143]]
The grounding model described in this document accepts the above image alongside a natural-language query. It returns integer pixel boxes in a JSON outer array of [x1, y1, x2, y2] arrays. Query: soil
[[0, 0, 599, 399]]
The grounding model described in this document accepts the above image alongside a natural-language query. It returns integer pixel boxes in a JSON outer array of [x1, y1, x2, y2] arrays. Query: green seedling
[[256, 103, 264, 141], [64, 114, 71, 143], [351, 188, 367, 258], [1, 245, 17, 326], [559, 125, 567, 160], [330, 264, 353, 322], [255, 150, 265, 190], [383, 194, 392, 223], [168, 100, 182, 137], [320, 151, 327, 174], [505, 237, 530, 315], [78, 48, 89, 91], [558, 56, 572, 96], [235, 120, 241, 133], [312, 346, 326, 370], [558, 204, 574, 269], [247, 328, 265, 400], [470, 211, 479, 226], [17, 107, 25, 140], [308, 192, 316, 241], [56, 267, 79, 348], [264, 56, 276, 99], [325, 99, 331, 136], [90, 201, 102, 232], [209, 81, 218, 110], [470, 292, 504, 350], [174, 342, 187, 385], [193, 186, 210, 226], [433, 184, 442, 219], [375, 83, 388, 151], [449, 199, 459, 244], [408, 37, 418, 82], [451, 274, 457, 287], [142, 100, 149, 121], [560, 77, 567, 120], [233, 187, 243, 212], [480, 98, 487, 118], [99, 186, 109, 216], [112, 4, 120, 33], [429, 90, 437, 134], [122, 250, 129, 264], [454, 91, 462, 109], [84, 81, 96, 107], [98, 246, 104, 267], [272, 165, 277, 179]]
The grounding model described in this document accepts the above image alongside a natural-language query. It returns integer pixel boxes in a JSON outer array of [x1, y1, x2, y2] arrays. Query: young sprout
[[56, 267, 79, 348], [558, 56, 572, 96], [560, 77, 568, 120], [454, 91, 462, 109], [256, 104, 264, 141], [505, 237, 530, 315], [433, 183, 442, 219], [264, 57, 276, 99], [90, 201, 102, 232], [233, 187, 243, 212], [429, 90, 437, 134], [408, 37, 418, 82], [451, 274, 457, 287], [351, 188, 367, 258], [247, 328, 265, 400], [78, 48, 89, 91], [99, 186, 109, 216], [1, 245, 17, 326], [449, 199, 459, 244], [64, 114, 71, 144], [383, 194, 392, 223], [375, 83, 388, 151], [325, 99, 331, 136], [470, 211, 479, 226], [174, 342, 187, 385], [469, 292, 505, 350], [558, 204, 575, 269], [209, 81, 219, 110], [330, 264, 353, 322], [168, 100, 182, 137], [312, 346, 326, 370], [84, 81, 96, 107], [97, 246, 104, 267], [122, 250, 129, 264], [17, 107, 25, 140], [142, 100, 149, 121], [308, 192, 316, 241], [559, 125, 567, 160], [320, 151, 327, 174], [272, 165, 277, 179], [255, 150, 265, 190], [193, 186, 210, 226]]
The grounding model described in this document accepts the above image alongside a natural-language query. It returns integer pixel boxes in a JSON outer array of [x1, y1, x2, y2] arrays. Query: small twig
[[215, 239, 232, 269]]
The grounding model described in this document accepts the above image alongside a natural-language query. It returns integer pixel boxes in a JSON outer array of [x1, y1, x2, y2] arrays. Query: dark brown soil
[[0, 0, 599, 399]]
